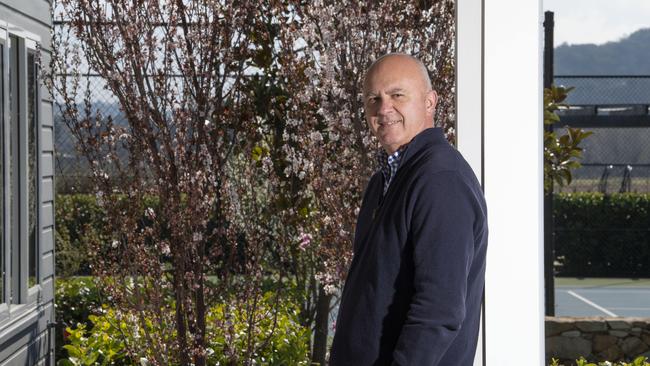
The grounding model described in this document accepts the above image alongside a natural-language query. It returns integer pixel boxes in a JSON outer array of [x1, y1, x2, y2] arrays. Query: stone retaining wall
[[546, 317, 650, 364]]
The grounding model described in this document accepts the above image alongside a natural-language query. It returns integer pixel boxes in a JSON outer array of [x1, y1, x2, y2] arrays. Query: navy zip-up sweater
[[329, 127, 488, 366]]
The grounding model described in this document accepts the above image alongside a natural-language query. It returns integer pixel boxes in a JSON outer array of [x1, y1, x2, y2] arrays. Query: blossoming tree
[[263, 1, 456, 362], [49, 1, 282, 364], [49, 0, 455, 364]]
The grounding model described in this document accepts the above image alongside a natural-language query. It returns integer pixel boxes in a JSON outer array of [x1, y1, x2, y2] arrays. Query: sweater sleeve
[[391, 170, 477, 366]]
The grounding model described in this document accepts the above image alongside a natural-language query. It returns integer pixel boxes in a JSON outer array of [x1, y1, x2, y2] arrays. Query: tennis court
[[555, 278, 650, 317]]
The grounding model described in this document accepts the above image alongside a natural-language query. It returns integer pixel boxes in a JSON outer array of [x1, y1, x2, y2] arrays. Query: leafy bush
[[57, 310, 131, 366], [57, 292, 310, 366], [544, 85, 592, 193], [550, 356, 650, 366], [206, 292, 311, 365], [55, 277, 109, 362], [554, 192, 650, 277]]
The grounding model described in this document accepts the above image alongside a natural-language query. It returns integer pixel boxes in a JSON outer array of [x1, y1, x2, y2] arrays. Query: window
[[0, 30, 41, 307], [0, 42, 4, 305]]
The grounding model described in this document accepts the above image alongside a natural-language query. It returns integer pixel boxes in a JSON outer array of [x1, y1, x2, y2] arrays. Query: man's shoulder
[[407, 144, 482, 192], [410, 142, 465, 175]]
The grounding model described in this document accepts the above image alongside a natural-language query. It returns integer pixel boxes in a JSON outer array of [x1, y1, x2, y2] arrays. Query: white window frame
[[0, 25, 7, 323]]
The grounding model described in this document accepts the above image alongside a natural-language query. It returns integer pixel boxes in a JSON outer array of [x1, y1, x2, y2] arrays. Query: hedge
[[55, 194, 107, 276], [56, 193, 650, 278], [554, 192, 650, 277]]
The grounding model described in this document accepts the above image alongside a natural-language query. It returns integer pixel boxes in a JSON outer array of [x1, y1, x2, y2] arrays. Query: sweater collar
[[398, 127, 448, 166]]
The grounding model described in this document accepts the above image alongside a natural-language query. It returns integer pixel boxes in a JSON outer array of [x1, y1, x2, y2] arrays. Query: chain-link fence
[[551, 76, 650, 282], [54, 74, 126, 193], [555, 75, 650, 105], [554, 76, 650, 193]]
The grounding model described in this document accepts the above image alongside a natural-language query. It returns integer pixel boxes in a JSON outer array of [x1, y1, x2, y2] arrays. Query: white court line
[[570, 289, 650, 293], [567, 290, 618, 317]]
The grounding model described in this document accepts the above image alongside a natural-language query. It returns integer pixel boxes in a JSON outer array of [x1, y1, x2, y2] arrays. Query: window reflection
[[0, 44, 4, 303], [9, 34, 17, 302], [27, 52, 37, 288]]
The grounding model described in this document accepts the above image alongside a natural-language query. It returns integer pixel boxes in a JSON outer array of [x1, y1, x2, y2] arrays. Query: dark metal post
[[543, 11, 555, 316]]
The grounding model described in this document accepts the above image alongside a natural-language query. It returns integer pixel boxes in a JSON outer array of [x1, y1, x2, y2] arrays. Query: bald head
[[362, 53, 438, 154], [363, 53, 433, 96]]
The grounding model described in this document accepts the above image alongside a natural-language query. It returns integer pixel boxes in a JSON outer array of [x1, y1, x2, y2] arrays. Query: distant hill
[[555, 28, 650, 75]]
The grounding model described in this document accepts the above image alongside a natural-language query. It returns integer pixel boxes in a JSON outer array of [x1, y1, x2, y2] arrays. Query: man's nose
[[378, 97, 395, 116]]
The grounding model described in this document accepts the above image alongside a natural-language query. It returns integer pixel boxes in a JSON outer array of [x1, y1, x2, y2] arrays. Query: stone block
[[610, 330, 630, 338], [561, 330, 581, 338], [641, 333, 650, 346], [546, 319, 577, 336], [598, 345, 623, 361], [546, 336, 592, 360], [593, 334, 618, 353], [576, 321, 607, 333], [632, 321, 650, 329], [621, 337, 649, 357], [608, 320, 632, 330]]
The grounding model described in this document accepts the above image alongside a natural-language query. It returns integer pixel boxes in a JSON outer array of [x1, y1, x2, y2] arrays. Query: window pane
[[9, 35, 17, 302], [0, 44, 4, 303], [28, 53, 37, 287]]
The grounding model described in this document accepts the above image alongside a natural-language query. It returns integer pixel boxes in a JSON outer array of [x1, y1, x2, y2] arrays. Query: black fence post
[[543, 11, 555, 317]]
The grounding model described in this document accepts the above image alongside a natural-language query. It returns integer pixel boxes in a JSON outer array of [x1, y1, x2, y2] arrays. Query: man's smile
[[378, 119, 402, 126]]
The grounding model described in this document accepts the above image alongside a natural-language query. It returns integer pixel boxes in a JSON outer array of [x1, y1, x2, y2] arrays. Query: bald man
[[329, 54, 488, 366]]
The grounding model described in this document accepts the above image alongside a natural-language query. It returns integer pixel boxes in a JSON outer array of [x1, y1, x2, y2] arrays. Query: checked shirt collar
[[376, 145, 408, 195]]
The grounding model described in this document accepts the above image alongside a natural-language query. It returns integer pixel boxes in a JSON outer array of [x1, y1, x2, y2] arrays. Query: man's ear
[[425, 90, 438, 114]]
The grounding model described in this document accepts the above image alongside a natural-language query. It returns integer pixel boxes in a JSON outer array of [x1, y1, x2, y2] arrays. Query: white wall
[[457, 0, 545, 365]]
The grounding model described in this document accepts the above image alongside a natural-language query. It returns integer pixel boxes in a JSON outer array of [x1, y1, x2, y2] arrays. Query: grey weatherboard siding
[[0, 0, 55, 365]]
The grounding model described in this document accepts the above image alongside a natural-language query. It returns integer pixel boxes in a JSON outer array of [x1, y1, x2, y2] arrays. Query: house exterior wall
[[0, 0, 54, 365]]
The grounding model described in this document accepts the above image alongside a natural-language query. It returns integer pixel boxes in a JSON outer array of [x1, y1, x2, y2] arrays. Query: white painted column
[[455, 0, 484, 364], [484, 0, 545, 365], [457, 1, 545, 365]]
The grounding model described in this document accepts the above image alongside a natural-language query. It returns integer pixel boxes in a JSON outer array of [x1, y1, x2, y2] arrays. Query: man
[[329, 54, 488, 366]]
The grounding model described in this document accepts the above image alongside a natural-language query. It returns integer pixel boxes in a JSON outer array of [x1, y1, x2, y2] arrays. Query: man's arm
[[392, 170, 478, 366]]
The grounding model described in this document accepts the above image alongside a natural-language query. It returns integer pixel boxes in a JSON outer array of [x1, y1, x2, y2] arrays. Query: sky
[[543, 0, 650, 46]]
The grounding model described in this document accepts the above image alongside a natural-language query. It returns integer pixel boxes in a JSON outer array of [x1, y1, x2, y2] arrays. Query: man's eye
[[368, 97, 379, 103], [393, 94, 404, 98]]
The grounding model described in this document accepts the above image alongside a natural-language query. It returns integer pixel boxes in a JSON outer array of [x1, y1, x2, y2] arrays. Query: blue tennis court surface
[[555, 278, 650, 317]]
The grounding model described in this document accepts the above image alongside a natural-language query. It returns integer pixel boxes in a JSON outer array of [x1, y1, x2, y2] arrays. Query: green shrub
[[550, 356, 650, 366], [57, 292, 310, 365], [57, 310, 132, 366], [554, 192, 650, 277], [55, 277, 109, 362], [206, 292, 311, 365]]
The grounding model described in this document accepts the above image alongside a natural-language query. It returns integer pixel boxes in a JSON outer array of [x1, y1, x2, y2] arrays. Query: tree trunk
[[311, 285, 332, 366], [194, 271, 206, 366], [174, 267, 190, 366]]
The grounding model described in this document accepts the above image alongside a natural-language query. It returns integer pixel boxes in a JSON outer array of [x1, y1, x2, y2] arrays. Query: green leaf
[[252, 145, 264, 161], [85, 351, 100, 365], [63, 345, 83, 359]]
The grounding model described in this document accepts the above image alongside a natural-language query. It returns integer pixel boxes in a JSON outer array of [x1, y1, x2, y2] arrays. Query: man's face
[[363, 56, 437, 154]]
